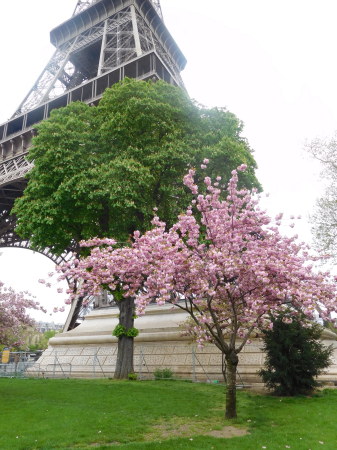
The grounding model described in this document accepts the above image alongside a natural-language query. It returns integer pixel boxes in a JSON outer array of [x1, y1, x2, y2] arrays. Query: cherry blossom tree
[[0, 282, 42, 348], [58, 163, 337, 418]]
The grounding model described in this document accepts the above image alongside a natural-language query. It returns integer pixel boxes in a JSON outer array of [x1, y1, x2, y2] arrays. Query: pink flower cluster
[[0, 282, 43, 346], [58, 166, 337, 354]]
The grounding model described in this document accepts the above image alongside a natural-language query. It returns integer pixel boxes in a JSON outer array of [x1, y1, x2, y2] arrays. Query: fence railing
[[0, 351, 41, 378], [0, 347, 247, 385]]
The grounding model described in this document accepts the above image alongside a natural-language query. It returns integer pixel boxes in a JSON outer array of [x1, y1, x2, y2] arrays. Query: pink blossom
[[57, 163, 337, 380], [237, 164, 247, 172], [0, 282, 43, 347]]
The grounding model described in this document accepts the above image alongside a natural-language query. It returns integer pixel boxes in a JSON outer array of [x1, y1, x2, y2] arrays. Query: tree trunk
[[224, 351, 239, 419], [114, 297, 135, 379]]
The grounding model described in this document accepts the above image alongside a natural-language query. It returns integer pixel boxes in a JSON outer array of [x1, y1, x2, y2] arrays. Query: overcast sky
[[1, 0, 336, 321]]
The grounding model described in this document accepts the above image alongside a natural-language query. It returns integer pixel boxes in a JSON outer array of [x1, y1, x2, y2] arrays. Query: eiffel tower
[[0, 0, 186, 328]]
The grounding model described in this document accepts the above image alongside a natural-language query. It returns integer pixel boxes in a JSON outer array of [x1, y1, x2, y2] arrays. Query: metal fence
[[0, 351, 41, 378], [0, 347, 246, 385], [136, 347, 217, 383]]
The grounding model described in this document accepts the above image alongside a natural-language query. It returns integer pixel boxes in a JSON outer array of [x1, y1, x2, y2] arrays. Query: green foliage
[[126, 327, 139, 338], [112, 324, 139, 338], [28, 330, 57, 351], [12, 78, 261, 255], [259, 315, 333, 396], [324, 320, 337, 334], [128, 372, 138, 381], [27, 344, 39, 351], [154, 368, 174, 380], [113, 324, 126, 337]]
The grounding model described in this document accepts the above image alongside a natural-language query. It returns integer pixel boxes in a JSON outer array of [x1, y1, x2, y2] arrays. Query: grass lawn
[[0, 378, 336, 449]]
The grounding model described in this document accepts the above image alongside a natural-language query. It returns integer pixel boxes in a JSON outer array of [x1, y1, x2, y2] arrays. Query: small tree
[[59, 163, 337, 418], [259, 314, 333, 396], [0, 281, 42, 348]]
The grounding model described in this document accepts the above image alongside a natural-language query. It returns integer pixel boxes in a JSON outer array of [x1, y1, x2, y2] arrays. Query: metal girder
[[0, 238, 74, 267], [151, 0, 163, 19], [12, 14, 119, 116], [73, 0, 100, 15], [98, 6, 182, 84], [0, 155, 31, 217], [74, 0, 163, 19], [0, 156, 33, 188], [0, 213, 72, 269], [135, 8, 183, 85], [11, 41, 83, 118], [98, 8, 139, 74], [11, 0, 181, 118]]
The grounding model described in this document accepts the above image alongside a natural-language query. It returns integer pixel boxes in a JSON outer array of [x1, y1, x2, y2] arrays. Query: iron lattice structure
[[0, 0, 186, 329], [11, 0, 182, 118], [74, 0, 163, 18]]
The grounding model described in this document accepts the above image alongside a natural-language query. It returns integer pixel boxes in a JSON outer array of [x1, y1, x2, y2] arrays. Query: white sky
[[1, 0, 337, 322]]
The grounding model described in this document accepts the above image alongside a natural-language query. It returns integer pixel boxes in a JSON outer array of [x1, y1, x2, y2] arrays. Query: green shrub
[[154, 368, 173, 380], [259, 314, 333, 396], [128, 372, 138, 381]]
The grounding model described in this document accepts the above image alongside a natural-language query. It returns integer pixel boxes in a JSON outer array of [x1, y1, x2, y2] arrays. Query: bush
[[128, 372, 138, 381], [259, 315, 333, 396], [154, 368, 173, 380]]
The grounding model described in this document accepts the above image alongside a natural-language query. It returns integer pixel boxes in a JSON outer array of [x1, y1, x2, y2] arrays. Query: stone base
[[30, 304, 337, 384]]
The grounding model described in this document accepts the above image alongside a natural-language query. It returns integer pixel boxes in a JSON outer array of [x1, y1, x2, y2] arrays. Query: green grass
[[0, 378, 336, 449]]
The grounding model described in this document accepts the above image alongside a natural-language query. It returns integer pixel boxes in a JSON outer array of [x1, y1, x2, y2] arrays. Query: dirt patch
[[86, 442, 121, 447], [144, 417, 249, 441], [207, 426, 249, 438]]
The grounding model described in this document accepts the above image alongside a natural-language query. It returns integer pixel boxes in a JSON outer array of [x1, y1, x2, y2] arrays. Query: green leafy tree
[[259, 314, 333, 396], [28, 330, 58, 351], [13, 78, 261, 378], [14, 80, 260, 254]]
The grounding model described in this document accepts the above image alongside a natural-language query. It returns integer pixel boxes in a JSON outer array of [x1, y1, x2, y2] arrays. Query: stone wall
[[31, 305, 337, 385]]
